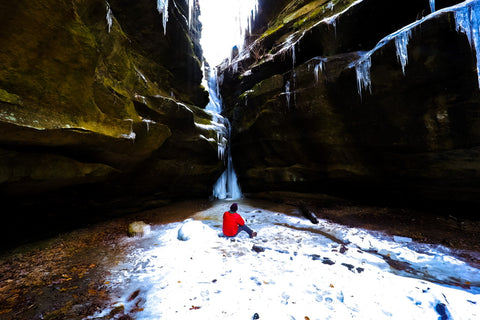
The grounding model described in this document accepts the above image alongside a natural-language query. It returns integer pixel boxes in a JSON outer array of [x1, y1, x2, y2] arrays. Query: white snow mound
[[177, 219, 218, 241]]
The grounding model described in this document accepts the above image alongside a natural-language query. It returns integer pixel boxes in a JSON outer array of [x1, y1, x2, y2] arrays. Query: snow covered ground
[[91, 200, 479, 320]]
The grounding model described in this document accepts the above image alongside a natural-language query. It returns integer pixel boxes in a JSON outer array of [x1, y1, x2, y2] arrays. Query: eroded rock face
[[0, 0, 221, 228], [218, 0, 480, 214]]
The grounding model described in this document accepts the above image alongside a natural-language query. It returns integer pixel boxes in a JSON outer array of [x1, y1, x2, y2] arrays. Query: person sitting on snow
[[222, 203, 257, 238]]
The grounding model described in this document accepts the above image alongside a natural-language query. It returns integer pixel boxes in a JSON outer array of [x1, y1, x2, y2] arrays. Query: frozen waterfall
[[205, 67, 243, 200]]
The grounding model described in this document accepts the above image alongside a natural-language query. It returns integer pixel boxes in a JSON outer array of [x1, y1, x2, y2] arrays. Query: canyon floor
[[0, 197, 478, 319]]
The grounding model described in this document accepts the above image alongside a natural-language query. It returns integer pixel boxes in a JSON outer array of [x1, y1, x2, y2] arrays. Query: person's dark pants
[[235, 224, 254, 237]]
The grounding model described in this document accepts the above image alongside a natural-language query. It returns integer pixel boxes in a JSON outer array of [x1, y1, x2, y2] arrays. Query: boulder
[[128, 221, 151, 237]]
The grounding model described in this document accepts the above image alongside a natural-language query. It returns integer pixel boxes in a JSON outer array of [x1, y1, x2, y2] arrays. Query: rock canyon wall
[[218, 0, 480, 215], [0, 0, 223, 244]]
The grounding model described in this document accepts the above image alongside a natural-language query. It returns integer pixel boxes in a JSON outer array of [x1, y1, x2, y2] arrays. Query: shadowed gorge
[[0, 1, 480, 319], [0, 0, 479, 247]]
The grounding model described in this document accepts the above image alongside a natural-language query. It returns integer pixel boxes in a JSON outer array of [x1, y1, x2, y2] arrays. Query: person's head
[[230, 203, 238, 213]]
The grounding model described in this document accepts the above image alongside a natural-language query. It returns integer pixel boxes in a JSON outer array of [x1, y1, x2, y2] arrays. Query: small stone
[[253, 312, 260, 319], [341, 263, 355, 271], [252, 245, 265, 253]]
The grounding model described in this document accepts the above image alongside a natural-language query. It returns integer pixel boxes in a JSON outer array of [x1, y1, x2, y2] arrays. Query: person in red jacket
[[223, 203, 257, 238]]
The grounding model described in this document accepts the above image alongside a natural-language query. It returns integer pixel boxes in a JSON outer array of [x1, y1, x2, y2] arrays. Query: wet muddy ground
[[0, 197, 478, 319]]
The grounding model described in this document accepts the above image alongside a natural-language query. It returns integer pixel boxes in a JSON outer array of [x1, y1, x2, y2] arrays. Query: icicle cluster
[[157, 0, 169, 35], [355, 55, 372, 99], [351, 0, 480, 97], [395, 29, 412, 75], [455, 0, 480, 87]]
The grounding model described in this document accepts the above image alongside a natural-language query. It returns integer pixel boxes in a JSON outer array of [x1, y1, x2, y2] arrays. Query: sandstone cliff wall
[[219, 0, 480, 215], [0, 0, 222, 226]]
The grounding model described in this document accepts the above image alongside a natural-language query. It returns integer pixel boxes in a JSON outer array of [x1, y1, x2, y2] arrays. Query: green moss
[[0, 89, 22, 105], [248, 74, 285, 98], [259, 23, 285, 40]]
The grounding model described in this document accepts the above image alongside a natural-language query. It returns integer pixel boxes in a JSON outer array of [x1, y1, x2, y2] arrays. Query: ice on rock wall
[[351, 0, 480, 97], [106, 1, 113, 33], [455, 0, 480, 87]]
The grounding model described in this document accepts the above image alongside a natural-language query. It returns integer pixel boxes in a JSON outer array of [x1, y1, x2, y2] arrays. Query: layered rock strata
[[0, 0, 222, 245], [218, 0, 480, 215]]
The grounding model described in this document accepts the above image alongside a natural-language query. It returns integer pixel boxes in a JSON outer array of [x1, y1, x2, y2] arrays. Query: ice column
[[157, 0, 169, 35], [455, 0, 480, 87], [395, 29, 412, 75], [430, 0, 436, 13]]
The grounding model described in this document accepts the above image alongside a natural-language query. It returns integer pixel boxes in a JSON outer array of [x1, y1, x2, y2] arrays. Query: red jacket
[[223, 211, 245, 236]]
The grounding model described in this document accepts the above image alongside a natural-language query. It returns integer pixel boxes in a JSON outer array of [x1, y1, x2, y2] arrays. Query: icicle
[[395, 29, 412, 75], [325, 17, 337, 37], [355, 55, 372, 99], [291, 43, 296, 68], [157, 0, 169, 35], [143, 119, 155, 132], [314, 58, 326, 84], [455, 1, 480, 87], [188, 0, 194, 29], [106, 1, 113, 33], [285, 80, 291, 109], [430, 0, 436, 13]]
